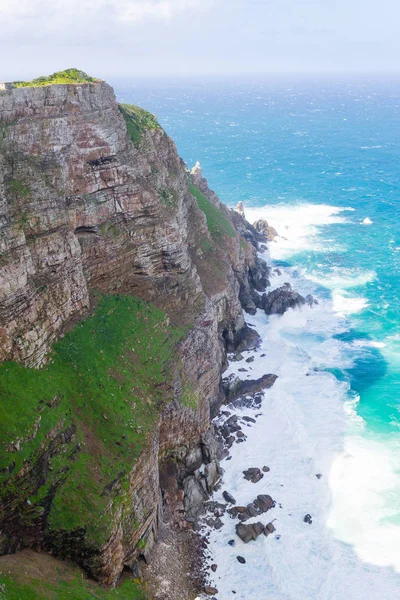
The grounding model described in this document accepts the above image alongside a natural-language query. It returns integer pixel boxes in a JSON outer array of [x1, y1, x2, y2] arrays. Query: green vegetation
[[0, 563, 144, 600], [118, 103, 161, 146], [189, 184, 236, 240], [6, 178, 31, 202], [158, 187, 179, 208], [0, 295, 186, 546], [11, 69, 101, 88], [0, 574, 144, 600], [181, 381, 200, 410]]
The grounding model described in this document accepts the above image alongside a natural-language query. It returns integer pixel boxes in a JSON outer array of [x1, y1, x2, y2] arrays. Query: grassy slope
[[0, 295, 186, 547], [11, 69, 100, 88], [118, 104, 161, 147], [0, 551, 144, 599], [189, 183, 236, 241]]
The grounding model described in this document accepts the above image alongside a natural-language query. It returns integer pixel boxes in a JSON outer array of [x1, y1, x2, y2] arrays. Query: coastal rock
[[223, 373, 278, 401], [262, 283, 306, 315], [183, 476, 209, 518], [243, 468, 264, 483], [236, 522, 265, 543], [304, 514, 313, 524], [254, 494, 275, 513], [222, 491, 237, 505], [265, 522, 276, 535], [253, 219, 278, 242], [204, 585, 219, 595]]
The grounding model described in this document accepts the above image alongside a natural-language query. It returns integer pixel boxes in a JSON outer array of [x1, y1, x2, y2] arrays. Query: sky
[[1, 0, 399, 80]]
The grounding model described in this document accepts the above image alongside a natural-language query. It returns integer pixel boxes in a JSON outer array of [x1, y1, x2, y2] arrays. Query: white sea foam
[[361, 217, 373, 225], [245, 203, 351, 260], [203, 203, 400, 599]]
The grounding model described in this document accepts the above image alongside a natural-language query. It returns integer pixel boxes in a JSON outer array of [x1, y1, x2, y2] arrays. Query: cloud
[[0, 0, 207, 27]]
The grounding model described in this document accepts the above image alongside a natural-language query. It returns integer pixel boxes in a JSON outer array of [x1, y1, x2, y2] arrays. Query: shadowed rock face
[[0, 81, 270, 584]]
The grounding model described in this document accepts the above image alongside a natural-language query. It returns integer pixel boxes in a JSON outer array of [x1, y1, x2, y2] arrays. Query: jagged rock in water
[[236, 521, 265, 543], [253, 218, 278, 241], [243, 467, 264, 483], [223, 373, 278, 401], [223, 491, 237, 504], [264, 522, 276, 535], [262, 283, 306, 315], [254, 494, 275, 513], [305, 294, 319, 307]]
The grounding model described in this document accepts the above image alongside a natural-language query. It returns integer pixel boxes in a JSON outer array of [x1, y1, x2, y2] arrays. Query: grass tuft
[[11, 69, 101, 88]]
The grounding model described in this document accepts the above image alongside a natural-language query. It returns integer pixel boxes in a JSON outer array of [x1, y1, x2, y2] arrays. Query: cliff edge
[[0, 72, 270, 595]]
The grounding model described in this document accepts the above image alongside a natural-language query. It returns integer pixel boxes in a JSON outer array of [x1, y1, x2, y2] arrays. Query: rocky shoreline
[[140, 244, 316, 599]]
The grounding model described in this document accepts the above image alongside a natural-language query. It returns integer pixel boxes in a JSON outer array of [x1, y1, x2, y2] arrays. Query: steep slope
[[0, 73, 269, 591]]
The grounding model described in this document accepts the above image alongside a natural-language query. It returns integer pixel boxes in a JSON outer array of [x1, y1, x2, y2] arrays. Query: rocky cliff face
[[0, 80, 269, 587]]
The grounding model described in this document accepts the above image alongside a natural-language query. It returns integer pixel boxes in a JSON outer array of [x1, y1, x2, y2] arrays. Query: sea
[[112, 75, 400, 599]]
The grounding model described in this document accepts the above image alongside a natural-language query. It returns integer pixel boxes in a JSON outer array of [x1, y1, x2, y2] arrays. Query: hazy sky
[[1, 0, 399, 80]]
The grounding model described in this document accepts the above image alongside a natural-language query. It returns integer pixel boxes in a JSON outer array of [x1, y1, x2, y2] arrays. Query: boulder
[[236, 521, 265, 543], [243, 467, 264, 483], [222, 491, 236, 504], [254, 494, 275, 513], [204, 586, 218, 596], [183, 476, 209, 518], [265, 522, 276, 535], [242, 416, 256, 424], [304, 514, 312, 524]]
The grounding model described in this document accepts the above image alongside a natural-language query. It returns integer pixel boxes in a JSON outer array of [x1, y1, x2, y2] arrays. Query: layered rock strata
[[0, 80, 271, 586]]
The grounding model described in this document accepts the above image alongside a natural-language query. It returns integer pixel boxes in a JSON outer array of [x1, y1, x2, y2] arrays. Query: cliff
[[0, 74, 269, 594]]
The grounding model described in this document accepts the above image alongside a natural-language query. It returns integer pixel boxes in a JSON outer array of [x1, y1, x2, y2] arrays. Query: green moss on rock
[[189, 183, 236, 240], [118, 104, 161, 147]]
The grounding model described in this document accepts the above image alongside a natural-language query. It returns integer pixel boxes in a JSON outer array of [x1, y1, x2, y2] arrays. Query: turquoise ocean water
[[114, 77, 400, 595]]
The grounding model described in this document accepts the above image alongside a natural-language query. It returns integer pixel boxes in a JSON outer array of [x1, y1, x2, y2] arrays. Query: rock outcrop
[[253, 218, 278, 242], [0, 78, 270, 587], [256, 283, 306, 315]]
